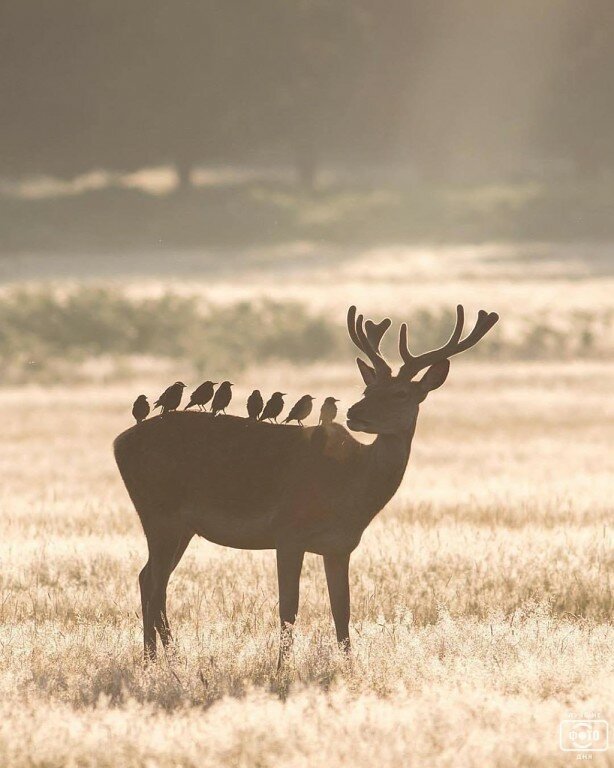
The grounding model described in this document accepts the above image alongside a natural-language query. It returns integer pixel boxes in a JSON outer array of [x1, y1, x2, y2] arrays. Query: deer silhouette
[[114, 304, 498, 661]]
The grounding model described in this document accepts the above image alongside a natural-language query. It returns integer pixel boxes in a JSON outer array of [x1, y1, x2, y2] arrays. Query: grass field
[[0, 357, 611, 766]]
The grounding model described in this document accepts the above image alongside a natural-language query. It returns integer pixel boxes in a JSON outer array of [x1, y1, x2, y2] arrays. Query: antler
[[347, 305, 392, 381], [398, 305, 499, 379], [364, 317, 392, 353]]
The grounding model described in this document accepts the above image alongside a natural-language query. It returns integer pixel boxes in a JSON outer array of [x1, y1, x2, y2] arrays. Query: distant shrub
[[0, 287, 610, 382], [0, 289, 342, 381]]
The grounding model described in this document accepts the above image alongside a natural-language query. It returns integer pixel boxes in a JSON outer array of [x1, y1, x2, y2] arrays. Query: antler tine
[[347, 305, 392, 380], [398, 306, 463, 367], [398, 322, 414, 366], [398, 305, 499, 379], [456, 309, 499, 349], [449, 304, 465, 345], [347, 305, 363, 350], [356, 314, 392, 379], [365, 317, 392, 354]]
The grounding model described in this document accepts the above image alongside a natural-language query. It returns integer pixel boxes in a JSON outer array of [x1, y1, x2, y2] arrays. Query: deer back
[[114, 412, 367, 533]]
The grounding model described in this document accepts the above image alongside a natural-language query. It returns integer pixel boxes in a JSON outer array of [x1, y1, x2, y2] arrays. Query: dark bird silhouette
[[283, 395, 314, 426], [132, 394, 150, 423], [260, 391, 286, 423], [185, 381, 217, 411], [319, 397, 339, 425], [246, 389, 264, 420], [153, 382, 186, 414], [211, 381, 233, 416]]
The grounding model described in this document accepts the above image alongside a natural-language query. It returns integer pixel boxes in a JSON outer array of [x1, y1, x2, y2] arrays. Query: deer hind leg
[[140, 524, 192, 660], [155, 531, 193, 648], [139, 559, 155, 660], [276, 547, 304, 668], [324, 552, 351, 652]]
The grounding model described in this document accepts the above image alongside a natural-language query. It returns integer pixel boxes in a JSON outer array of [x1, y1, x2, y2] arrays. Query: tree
[[0, 1, 249, 187], [538, 0, 614, 177]]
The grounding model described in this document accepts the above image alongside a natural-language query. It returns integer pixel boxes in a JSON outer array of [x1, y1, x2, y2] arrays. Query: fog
[[1, 1, 613, 245], [0, 1, 612, 382]]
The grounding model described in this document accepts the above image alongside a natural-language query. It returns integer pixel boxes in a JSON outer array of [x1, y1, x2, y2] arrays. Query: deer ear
[[356, 357, 377, 386], [419, 359, 450, 392]]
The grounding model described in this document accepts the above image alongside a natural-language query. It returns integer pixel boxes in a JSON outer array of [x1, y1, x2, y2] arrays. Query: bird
[[185, 380, 217, 411], [153, 381, 186, 414], [211, 381, 233, 416], [259, 392, 286, 423], [283, 395, 314, 426], [319, 397, 339, 426], [246, 389, 264, 420], [132, 394, 150, 423]]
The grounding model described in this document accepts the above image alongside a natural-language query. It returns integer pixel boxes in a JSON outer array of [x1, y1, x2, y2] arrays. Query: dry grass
[[0, 359, 611, 766]]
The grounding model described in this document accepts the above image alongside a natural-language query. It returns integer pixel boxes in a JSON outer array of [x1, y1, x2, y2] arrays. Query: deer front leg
[[324, 552, 351, 652], [276, 547, 304, 668]]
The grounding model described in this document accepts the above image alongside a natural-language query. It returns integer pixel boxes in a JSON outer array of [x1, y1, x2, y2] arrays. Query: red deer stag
[[114, 304, 498, 661]]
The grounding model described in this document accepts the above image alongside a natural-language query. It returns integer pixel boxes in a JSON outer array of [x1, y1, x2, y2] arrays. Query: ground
[[0, 359, 611, 767]]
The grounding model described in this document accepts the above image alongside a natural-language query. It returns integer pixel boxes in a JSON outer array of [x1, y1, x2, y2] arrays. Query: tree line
[[1, 0, 613, 189]]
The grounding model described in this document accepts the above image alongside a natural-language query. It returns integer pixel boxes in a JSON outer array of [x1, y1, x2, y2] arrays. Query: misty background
[[0, 1, 612, 382]]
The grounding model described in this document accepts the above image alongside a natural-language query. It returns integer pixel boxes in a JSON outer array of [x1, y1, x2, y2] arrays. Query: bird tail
[[184, 401, 194, 410]]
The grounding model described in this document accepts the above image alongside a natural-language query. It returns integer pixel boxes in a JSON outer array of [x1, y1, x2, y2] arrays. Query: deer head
[[346, 304, 499, 434]]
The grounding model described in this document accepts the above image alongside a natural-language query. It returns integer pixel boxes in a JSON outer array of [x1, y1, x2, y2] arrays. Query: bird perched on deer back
[[153, 381, 186, 414], [246, 389, 264, 420], [260, 391, 286, 423], [319, 396, 339, 426], [185, 380, 217, 411], [211, 381, 233, 416], [283, 394, 314, 426], [132, 394, 150, 423]]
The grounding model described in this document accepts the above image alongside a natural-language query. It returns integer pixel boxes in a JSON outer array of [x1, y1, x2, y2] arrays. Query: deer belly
[[180, 506, 276, 550]]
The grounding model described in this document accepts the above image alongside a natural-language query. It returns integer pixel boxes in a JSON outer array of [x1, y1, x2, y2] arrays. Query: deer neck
[[360, 412, 418, 519]]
